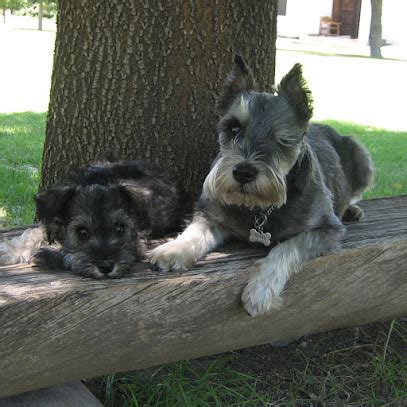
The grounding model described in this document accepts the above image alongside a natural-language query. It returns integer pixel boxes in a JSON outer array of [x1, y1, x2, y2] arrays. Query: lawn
[[0, 112, 45, 227], [1, 112, 406, 228]]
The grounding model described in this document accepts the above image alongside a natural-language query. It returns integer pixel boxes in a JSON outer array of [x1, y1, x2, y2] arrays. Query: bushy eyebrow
[[217, 116, 243, 133]]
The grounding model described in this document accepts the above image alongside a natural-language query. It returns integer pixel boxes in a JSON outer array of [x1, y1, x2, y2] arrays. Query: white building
[[277, 0, 407, 47]]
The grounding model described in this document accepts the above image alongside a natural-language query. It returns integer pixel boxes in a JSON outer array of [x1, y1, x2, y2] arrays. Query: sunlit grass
[[0, 112, 406, 228], [321, 120, 407, 199]]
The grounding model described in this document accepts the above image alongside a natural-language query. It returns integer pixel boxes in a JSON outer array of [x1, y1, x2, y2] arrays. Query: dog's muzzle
[[97, 260, 115, 275], [233, 163, 258, 184]]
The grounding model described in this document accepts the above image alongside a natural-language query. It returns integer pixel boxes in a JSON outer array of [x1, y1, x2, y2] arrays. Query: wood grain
[[0, 382, 102, 406], [0, 197, 406, 398]]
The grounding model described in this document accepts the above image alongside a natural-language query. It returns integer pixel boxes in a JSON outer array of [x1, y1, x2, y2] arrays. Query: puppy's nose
[[98, 261, 114, 275], [233, 163, 258, 184]]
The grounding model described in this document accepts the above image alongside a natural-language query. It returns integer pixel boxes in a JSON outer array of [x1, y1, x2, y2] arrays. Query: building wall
[[278, 0, 407, 48], [278, 0, 333, 37]]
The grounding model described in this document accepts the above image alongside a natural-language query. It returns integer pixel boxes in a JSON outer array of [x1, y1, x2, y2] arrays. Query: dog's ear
[[35, 186, 76, 223], [217, 53, 256, 115], [277, 63, 313, 122], [35, 186, 77, 242], [118, 183, 152, 230]]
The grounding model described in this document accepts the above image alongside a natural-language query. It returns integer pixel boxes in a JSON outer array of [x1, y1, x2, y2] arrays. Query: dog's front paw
[[241, 259, 283, 316], [32, 246, 65, 270], [150, 240, 197, 272]]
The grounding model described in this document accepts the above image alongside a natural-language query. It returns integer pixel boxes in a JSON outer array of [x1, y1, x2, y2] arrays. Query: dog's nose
[[98, 261, 114, 274], [233, 163, 258, 184]]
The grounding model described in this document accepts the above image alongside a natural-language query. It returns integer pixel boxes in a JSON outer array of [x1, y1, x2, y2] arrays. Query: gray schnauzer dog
[[151, 55, 373, 316], [0, 161, 179, 278]]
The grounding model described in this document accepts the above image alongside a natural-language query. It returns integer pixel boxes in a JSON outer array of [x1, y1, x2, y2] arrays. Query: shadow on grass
[[0, 112, 46, 227], [9, 27, 56, 33], [278, 47, 407, 62]]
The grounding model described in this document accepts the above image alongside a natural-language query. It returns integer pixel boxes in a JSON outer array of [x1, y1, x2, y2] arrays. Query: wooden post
[[0, 382, 102, 406]]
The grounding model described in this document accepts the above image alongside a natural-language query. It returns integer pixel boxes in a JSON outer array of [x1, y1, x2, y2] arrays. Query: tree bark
[[38, 1, 43, 31], [42, 0, 277, 212], [0, 196, 406, 398], [369, 0, 382, 58]]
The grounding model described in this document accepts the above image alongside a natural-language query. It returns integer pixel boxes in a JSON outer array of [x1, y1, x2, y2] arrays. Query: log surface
[[0, 196, 406, 398], [0, 382, 102, 406]]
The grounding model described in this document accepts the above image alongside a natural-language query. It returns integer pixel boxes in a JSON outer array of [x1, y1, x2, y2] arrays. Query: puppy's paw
[[150, 240, 197, 272], [241, 259, 283, 316], [342, 204, 364, 222], [32, 246, 64, 269]]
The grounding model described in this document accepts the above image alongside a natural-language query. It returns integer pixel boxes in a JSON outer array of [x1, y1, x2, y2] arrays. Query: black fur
[[33, 161, 180, 278]]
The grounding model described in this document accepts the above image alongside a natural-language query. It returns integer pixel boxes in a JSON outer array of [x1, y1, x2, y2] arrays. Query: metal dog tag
[[249, 228, 271, 247]]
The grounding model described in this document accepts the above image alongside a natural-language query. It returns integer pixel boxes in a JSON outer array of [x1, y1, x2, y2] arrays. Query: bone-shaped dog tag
[[249, 228, 271, 247]]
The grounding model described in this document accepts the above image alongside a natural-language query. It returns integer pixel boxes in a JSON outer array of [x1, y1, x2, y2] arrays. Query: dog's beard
[[62, 246, 141, 279], [203, 154, 287, 209]]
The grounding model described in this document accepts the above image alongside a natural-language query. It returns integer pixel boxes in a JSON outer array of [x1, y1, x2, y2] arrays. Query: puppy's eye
[[230, 127, 241, 137], [76, 227, 89, 240], [114, 223, 126, 237]]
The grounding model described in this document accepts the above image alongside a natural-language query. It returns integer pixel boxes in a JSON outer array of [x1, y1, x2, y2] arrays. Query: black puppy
[[0, 161, 179, 278]]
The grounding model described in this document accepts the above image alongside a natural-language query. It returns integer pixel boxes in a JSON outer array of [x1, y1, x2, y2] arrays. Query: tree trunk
[[42, 1, 277, 213], [369, 0, 382, 58], [38, 1, 43, 31]]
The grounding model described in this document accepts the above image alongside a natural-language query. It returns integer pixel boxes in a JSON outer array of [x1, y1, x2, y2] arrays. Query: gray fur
[[151, 55, 373, 315]]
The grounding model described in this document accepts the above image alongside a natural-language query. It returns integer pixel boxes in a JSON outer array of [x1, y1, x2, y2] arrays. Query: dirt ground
[[224, 320, 406, 405]]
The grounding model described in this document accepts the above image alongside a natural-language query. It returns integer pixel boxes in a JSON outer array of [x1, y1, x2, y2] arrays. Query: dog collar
[[249, 205, 277, 247]]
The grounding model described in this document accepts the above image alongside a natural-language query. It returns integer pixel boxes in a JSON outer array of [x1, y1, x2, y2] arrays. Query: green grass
[[88, 358, 270, 406], [0, 112, 46, 227], [0, 112, 406, 228], [322, 120, 407, 199]]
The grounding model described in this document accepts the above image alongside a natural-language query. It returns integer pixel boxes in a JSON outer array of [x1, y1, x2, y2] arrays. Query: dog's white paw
[[150, 240, 197, 272], [241, 259, 283, 316]]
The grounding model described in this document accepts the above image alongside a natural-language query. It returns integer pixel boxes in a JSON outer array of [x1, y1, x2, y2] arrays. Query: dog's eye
[[114, 223, 126, 236], [76, 227, 89, 240], [229, 126, 242, 142], [230, 127, 241, 136]]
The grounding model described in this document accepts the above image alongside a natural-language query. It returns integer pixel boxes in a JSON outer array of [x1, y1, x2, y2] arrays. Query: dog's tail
[[0, 227, 45, 266]]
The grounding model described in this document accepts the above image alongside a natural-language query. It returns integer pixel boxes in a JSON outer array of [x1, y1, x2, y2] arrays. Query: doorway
[[332, 0, 362, 39]]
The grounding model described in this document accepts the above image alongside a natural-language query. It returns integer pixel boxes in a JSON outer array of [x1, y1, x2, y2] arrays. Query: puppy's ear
[[118, 183, 152, 230], [35, 186, 77, 243], [35, 186, 76, 223], [217, 53, 256, 115], [277, 63, 313, 122]]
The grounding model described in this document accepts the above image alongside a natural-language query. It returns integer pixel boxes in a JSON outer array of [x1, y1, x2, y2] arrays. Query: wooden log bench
[[0, 196, 406, 399]]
